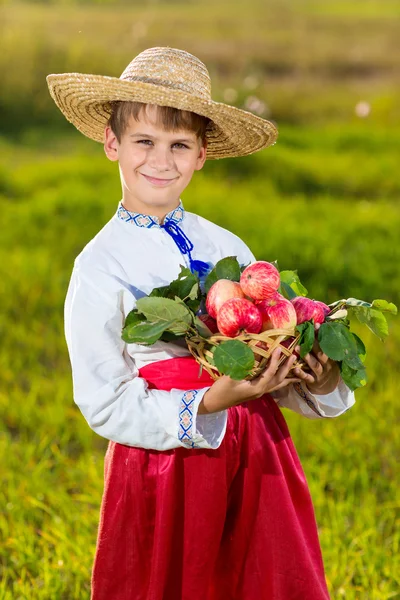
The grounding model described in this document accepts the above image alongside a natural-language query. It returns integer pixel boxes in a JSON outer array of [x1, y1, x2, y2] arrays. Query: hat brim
[[46, 73, 278, 159]]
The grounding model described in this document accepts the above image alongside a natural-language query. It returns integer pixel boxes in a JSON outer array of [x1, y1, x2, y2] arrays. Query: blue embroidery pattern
[[162, 220, 210, 276], [179, 390, 200, 448], [116, 200, 210, 277], [116, 200, 185, 228], [293, 382, 323, 417]]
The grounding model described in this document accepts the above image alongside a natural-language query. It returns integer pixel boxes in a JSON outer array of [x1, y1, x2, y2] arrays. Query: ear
[[104, 126, 119, 162], [194, 139, 208, 171]]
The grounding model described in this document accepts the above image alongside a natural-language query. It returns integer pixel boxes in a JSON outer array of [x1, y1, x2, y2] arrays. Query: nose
[[148, 144, 175, 172]]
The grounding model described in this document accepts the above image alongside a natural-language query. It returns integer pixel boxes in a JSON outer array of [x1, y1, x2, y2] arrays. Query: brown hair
[[107, 101, 211, 144]]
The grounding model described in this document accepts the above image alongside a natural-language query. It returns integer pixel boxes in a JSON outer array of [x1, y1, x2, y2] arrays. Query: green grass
[[1, 0, 400, 132], [0, 123, 399, 598]]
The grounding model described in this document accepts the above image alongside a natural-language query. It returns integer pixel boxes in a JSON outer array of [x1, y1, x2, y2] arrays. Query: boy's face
[[104, 105, 207, 220]]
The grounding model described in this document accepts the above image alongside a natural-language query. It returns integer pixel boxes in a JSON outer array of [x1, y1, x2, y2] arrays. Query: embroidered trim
[[179, 390, 200, 448], [116, 200, 185, 228], [293, 382, 324, 417]]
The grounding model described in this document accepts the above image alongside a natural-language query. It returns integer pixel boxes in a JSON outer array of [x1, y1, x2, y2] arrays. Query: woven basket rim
[[186, 328, 305, 381]]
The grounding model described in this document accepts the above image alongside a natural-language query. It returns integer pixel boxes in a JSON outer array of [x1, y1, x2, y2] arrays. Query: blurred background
[[1, 0, 399, 597]]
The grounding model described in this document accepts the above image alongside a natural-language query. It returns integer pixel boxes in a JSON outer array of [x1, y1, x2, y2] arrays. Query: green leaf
[[340, 361, 367, 391], [279, 270, 308, 297], [352, 333, 367, 361], [149, 284, 170, 298], [204, 256, 241, 293], [342, 349, 365, 371], [215, 256, 241, 281], [349, 306, 389, 341], [213, 340, 255, 380], [193, 316, 214, 338], [160, 331, 182, 343], [207, 346, 217, 366], [280, 281, 298, 300], [318, 322, 356, 361], [371, 299, 398, 315], [271, 259, 279, 270], [186, 298, 202, 314], [169, 270, 199, 300], [149, 265, 200, 306], [121, 319, 175, 345], [296, 321, 315, 358], [124, 309, 147, 328], [204, 268, 218, 294], [187, 282, 200, 301], [136, 296, 192, 335]]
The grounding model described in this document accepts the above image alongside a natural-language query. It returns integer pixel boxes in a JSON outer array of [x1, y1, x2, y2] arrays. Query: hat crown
[[120, 47, 212, 100]]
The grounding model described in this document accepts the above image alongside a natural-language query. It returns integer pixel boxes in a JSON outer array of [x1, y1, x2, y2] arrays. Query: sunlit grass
[[1, 0, 400, 133]]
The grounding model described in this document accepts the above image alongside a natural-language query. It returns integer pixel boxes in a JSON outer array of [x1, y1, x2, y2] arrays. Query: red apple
[[291, 297, 325, 325], [217, 298, 263, 337], [315, 300, 331, 317], [257, 292, 297, 331], [240, 261, 280, 301], [206, 279, 245, 319], [198, 313, 219, 334]]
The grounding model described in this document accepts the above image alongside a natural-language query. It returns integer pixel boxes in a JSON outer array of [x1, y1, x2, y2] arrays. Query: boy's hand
[[198, 348, 301, 415], [292, 323, 340, 395]]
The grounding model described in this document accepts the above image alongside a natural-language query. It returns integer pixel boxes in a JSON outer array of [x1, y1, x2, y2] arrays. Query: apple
[[206, 279, 245, 319], [291, 296, 325, 325], [315, 300, 331, 317], [198, 313, 219, 334], [217, 298, 263, 337], [257, 292, 297, 331], [240, 261, 280, 301]]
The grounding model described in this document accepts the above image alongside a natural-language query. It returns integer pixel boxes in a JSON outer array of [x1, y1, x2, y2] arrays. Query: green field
[[1, 1, 400, 598]]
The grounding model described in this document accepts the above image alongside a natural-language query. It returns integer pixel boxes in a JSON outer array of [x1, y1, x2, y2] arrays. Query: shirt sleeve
[[271, 378, 356, 419], [64, 261, 227, 451]]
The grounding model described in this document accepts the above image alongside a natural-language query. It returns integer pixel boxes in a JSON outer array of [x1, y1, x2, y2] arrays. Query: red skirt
[[91, 357, 330, 600]]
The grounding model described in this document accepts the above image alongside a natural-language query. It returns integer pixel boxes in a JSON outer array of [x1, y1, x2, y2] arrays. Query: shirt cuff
[[294, 377, 356, 418], [177, 387, 228, 449]]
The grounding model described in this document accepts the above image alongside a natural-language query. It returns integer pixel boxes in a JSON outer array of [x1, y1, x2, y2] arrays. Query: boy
[[47, 47, 355, 600]]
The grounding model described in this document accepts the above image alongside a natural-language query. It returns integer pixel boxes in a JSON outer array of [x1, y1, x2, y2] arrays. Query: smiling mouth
[[141, 173, 177, 185]]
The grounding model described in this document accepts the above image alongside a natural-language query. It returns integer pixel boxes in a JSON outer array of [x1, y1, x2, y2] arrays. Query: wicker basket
[[186, 328, 306, 381]]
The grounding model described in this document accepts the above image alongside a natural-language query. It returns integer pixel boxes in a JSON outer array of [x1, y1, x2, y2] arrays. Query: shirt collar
[[116, 199, 185, 229]]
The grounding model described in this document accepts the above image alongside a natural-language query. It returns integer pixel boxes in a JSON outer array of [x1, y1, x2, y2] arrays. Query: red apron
[[91, 357, 330, 600]]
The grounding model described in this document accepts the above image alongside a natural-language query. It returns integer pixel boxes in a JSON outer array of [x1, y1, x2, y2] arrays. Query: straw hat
[[46, 46, 278, 159]]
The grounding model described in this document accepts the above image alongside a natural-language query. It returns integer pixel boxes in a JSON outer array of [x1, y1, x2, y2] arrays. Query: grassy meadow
[[1, 1, 400, 598]]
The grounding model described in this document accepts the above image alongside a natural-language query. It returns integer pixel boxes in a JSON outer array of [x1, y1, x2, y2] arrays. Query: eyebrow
[[129, 133, 195, 143]]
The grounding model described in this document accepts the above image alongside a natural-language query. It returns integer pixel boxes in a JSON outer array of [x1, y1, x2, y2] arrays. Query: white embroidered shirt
[[64, 200, 356, 451]]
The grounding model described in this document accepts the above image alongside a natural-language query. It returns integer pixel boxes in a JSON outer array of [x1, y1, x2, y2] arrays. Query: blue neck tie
[[162, 219, 210, 276]]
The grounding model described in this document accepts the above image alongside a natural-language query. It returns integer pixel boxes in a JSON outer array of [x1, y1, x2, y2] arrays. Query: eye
[[173, 143, 189, 149], [136, 139, 153, 146]]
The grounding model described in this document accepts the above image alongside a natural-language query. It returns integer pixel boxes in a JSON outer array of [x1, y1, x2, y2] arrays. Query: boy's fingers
[[258, 348, 284, 387], [277, 354, 297, 380], [293, 366, 315, 384], [271, 377, 302, 391], [302, 352, 324, 377], [312, 337, 329, 365], [264, 348, 282, 375]]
